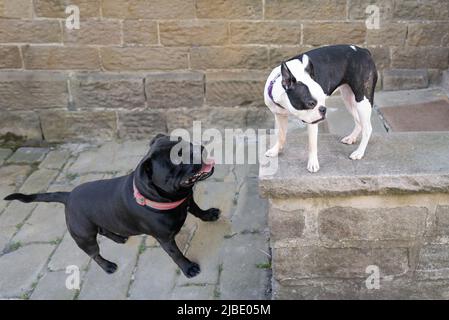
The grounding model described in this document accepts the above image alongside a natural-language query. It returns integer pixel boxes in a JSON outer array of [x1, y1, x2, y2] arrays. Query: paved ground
[[0, 87, 447, 300], [0, 141, 271, 300]]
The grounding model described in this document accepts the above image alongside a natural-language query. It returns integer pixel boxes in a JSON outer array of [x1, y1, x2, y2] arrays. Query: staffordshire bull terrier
[[4, 134, 220, 278]]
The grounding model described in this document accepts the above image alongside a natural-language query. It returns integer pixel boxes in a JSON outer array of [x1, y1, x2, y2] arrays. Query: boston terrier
[[264, 45, 378, 173]]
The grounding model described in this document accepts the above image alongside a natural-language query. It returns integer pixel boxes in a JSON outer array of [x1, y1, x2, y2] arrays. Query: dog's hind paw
[[184, 262, 201, 278]]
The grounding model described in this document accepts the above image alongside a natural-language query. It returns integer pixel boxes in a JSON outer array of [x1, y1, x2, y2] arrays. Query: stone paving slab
[[170, 284, 216, 300], [231, 178, 268, 234], [12, 203, 66, 244], [0, 139, 270, 300], [194, 181, 239, 219], [0, 148, 12, 165], [30, 270, 79, 300], [0, 226, 17, 255], [128, 247, 178, 300], [234, 164, 259, 181], [68, 141, 148, 174], [374, 87, 449, 109], [0, 201, 37, 251], [219, 233, 270, 300], [48, 232, 91, 272], [78, 236, 140, 300], [0, 201, 36, 230], [39, 150, 71, 170], [50, 173, 108, 193], [0, 165, 31, 212], [7, 147, 49, 164], [177, 219, 231, 286], [380, 99, 449, 132], [19, 168, 59, 194], [0, 244, 55, 299]]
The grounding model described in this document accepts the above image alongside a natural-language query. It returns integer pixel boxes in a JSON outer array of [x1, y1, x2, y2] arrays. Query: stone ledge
[[259, 132, 449, 198], [383, 69, 429, 91]]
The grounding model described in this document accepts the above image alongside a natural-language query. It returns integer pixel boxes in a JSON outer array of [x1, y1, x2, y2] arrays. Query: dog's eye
[[307, 101, 316, 108]]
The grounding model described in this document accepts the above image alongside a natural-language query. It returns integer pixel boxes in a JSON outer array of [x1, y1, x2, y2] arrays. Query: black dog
[[4, 134, 220, 278]]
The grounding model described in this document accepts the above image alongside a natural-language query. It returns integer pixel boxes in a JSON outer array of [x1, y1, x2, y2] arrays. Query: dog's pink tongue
[[200, 159, 215, 173]]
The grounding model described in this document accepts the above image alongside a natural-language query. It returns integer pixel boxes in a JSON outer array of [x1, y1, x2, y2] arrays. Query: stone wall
[[259, 132, 449, 299], [1, 0, 449, 143], [269, 194, 449, 299]]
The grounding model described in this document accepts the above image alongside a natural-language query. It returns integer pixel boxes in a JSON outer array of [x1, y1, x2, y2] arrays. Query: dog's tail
[[4, 192, 69, 205]]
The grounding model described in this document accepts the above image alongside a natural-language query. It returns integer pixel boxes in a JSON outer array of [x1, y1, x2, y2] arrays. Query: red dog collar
[[133, 181, 187, 210], [133, 159, 215, 211]]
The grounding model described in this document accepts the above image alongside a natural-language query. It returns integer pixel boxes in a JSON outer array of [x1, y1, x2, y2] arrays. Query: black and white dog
[[264, 45, 378, 173]]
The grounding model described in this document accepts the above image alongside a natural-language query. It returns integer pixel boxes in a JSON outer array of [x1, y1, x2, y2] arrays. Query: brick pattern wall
[[1, 0, 448, 142], [269, 194, 449, 299]]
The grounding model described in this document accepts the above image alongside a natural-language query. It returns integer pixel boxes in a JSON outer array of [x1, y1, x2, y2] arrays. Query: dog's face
[[280, 56, 327, 124], [141, 134, 214, 195]]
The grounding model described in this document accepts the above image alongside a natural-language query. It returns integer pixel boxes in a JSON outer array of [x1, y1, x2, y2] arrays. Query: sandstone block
[[0, 46, 21, 69], [190, 46, 268, 70], [102, 0, 195, 19], [23, 46, 100, 70], [160, 21, 228, 46], [303, 23, 366, 46], [39, 110, 117, 142], [101, 47, 189, 71], [265, 0, 346, 20], [196, 0, 262, 19], [0, 19, 60, 43], [0, 71, 68, 110], [71, 73, 145, 109], [145, 72, 204, 109], [123, 20, 158, 45], [230, 21, 300, 45], [205, 71, 266, 107]]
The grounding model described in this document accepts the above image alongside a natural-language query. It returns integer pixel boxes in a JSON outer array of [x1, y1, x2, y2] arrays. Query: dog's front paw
[[307, 158, 320, 173], [183, 262, 201, 278], [200, 208, 221, 222], [349, 149, 365, 160], [265, 146, 280, 157]]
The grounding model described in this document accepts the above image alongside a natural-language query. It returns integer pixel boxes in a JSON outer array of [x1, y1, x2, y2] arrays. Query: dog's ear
[[281, 61, 296, 90], [303, 55, 315, 78], [143, 157, 153, 176], [150, 133, 166, 147]]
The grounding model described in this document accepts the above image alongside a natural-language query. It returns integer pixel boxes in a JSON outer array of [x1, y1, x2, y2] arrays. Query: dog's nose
[[319, 106, 327, 115]]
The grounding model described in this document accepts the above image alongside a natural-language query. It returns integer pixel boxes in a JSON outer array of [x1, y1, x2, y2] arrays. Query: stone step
[[260, 132, 449, 198]]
